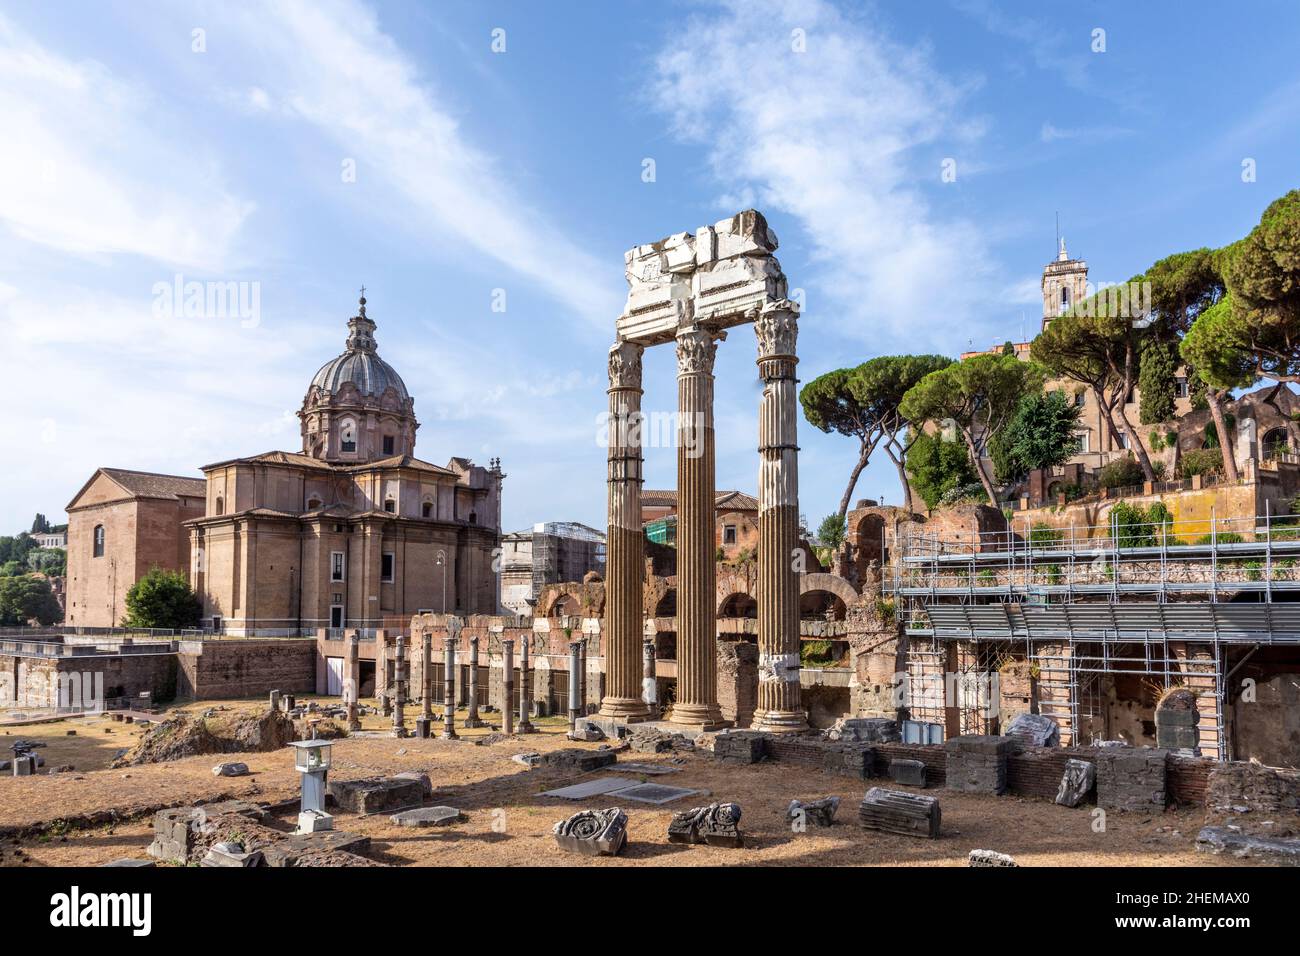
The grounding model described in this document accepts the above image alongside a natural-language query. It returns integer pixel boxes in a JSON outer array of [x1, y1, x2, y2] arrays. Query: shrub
[[1098, 455, 1144, 489], [1177, 448, 1222, 479], [123, 567, 202, 630], [1029, 523, 1063, 546]]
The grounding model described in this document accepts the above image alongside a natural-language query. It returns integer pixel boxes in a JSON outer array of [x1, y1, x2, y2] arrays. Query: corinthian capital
[[755, 300, 799, 359], [675, 325, 720, 376], [608, 339, 644, 389]]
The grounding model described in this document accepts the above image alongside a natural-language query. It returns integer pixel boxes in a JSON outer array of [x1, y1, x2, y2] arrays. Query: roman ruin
[[601, 211, 806, 732]]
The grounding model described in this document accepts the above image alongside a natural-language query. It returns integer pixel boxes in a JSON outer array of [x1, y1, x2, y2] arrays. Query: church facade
[[186, 295, 504, 635]]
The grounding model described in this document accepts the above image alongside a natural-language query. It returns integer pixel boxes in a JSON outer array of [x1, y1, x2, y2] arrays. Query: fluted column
[[465, 635, 483, 728], [441, 640, 458, 739], [671, 324, 725, 729], [752, 302, 808, 732], [599, 339, 653, 722]]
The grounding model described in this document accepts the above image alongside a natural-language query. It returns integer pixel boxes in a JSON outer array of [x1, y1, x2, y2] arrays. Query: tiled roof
[[100, 468, 206, 500], [642, 489, 758, 511]]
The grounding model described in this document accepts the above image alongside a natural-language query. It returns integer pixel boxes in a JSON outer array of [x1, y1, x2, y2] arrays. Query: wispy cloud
[[0, 14, 252, 270], [224, 0, 620, 329], [649, 0, 994, 350]]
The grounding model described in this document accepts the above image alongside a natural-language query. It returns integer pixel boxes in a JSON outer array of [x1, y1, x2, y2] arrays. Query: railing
[[896, 508, 1300, 602]]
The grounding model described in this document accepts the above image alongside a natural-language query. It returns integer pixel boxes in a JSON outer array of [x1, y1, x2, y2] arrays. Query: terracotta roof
[[99, 468, 205, 500], [642, 489, 758, 511]]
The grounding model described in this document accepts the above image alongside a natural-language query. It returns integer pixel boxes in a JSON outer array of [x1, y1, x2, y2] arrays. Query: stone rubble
[[667, 802, 744, 848], [553, 807, 628, 857], [858, 787, 941, 839], [787, 796, 840, 828]]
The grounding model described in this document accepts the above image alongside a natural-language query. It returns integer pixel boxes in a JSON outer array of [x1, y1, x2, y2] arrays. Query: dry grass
[[0, 695, 1251, 868]]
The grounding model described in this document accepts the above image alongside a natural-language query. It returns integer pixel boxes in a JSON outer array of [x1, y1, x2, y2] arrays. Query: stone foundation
[[944, 736, 1015, 795], [1095, 748, 1168, 812]]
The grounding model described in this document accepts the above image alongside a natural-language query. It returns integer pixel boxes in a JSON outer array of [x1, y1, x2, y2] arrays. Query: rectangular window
[[331, 551, 345, 582], [723, 525, 737, 545], [1176, 377, 1189, 398], [381, 552, 395, 582], [1076, 431, 1090, 454], [330, 606, 343, 628], [383, 435, 395, 455]]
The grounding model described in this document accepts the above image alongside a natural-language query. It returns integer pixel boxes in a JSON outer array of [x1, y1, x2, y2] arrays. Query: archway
[[718, 591, 757, 618], [654, 589, 677, 618]]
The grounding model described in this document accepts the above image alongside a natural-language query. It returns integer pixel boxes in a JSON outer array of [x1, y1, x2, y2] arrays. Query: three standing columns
[[598, 340, 653, 722], [670, 325, 725, 730], [752, 303, 807, 733]]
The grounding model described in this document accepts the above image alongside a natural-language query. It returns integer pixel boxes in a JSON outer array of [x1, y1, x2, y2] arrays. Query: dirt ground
[[0, 697, 1254, 868]]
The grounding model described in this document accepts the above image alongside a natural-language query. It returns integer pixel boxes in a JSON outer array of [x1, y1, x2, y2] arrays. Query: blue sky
[[3, 0, 1299, 535]]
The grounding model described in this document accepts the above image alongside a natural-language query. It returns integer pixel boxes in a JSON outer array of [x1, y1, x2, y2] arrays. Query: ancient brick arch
[[536, 581, 604, 619], [799, 572, 859, 607]]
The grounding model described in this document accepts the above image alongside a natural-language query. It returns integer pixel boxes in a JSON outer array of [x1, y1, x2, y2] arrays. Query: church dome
[[309, 296, 409, 403]]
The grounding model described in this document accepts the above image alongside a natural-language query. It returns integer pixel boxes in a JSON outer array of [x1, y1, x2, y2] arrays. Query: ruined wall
[[176, 639, 316, 700], [0, 653, 178, 708], [717, 640, 757, 728], [1231, 671, 1300, 769]]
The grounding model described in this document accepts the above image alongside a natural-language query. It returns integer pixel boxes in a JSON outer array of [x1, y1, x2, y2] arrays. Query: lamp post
[[288, 740, 334, 833]]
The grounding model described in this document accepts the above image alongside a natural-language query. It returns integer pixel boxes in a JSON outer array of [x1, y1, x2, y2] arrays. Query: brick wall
[[176, 639, 316, 699]]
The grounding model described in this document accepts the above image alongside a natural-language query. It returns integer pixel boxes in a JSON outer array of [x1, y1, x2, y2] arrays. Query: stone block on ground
[[827, 717, 900, 744], [713, 730, 768, 765], [945, 735, 1015, 795], [889, 758, 926, 787], [200, 841, 265, 867], [858, 787, 941, 839], [1195, 826, 1300, 864], [541, 748, 618, 772], [212, 761, 250, 777], [553, 807, 627, 856], [968, 849, 1018, 867], [390, 806, 463, 827], [392, 771, 433, 798], [1095, 748, 1167, 812], [1055, 758, 1096, 808], [667, 802, 743, 848], [1004, 713, 1060, 748], [568, 719, 605, 742], [822, 743, 876, 780], [788, 796, 839, 828], [327, 776, 426, 815]]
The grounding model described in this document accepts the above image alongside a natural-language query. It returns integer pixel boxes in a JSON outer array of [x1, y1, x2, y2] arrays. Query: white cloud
[[0, 14, 252, 270], [223, 0, 620, 329], [650, 0, 995, 350]]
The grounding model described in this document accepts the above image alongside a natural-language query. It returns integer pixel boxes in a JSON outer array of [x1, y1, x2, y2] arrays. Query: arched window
[[421, 501, 433, 518], [307, 497, 322, 510], [340, 419, 357, 454], [215, 496, 224, 516], [93, 525, 105, 558]]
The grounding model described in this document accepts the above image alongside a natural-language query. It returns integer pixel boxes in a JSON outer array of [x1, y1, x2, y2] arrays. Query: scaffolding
[[892, 509, 1300, 760]]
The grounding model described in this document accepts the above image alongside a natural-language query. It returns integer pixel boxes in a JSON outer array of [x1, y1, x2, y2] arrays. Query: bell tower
[[1041, 236, 1089, 331]]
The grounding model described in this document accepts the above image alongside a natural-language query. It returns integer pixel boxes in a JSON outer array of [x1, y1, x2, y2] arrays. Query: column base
[[463, 718, 485, 729], [598, 697, 654, 722], [751, 709, 809, 734], [516, 721, 536, 734], [669, 702, 728, 731], [439, 729, 458, 740]]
